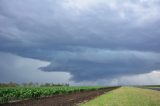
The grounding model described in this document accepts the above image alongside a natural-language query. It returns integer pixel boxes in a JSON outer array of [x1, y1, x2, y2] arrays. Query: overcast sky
[[0, 0, 160, 85]]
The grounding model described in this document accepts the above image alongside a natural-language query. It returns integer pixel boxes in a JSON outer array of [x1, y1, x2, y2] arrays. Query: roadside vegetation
[[141, 85, 160, 88], [81, 87, 160, 106]]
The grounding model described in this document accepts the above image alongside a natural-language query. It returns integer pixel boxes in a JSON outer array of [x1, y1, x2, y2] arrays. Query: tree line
[[0, 82, 69, 87]]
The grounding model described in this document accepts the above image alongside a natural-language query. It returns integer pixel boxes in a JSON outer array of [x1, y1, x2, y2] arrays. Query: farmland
[[81, 87, 160, 106], [1, 86, 160, 106], [0, 86, 102, 104]]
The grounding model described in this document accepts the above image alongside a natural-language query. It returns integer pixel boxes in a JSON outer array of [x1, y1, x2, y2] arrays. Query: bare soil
[[0, 87, 118, 106], [148, 88, 160, 91]]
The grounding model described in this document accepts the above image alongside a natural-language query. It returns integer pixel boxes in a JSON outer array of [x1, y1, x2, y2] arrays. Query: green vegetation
[[141, 85, 160, 88], [0, 86, 102, 104], [81, 87, 160, 106]]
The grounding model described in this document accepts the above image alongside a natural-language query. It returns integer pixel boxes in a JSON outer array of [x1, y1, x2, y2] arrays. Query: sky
[[0, 0, 160, 85]]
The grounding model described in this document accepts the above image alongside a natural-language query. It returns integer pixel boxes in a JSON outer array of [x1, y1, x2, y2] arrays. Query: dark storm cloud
[[0, 0, 160, 82], [39, 49, 160, 81]]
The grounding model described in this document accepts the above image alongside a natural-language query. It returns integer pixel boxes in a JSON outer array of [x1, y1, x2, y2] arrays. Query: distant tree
[[22, 83, 27, 87], [0, 82, 70, 87], [0, 82, 19, 87], [8, 81, 19, 87], [28, 82, 34, 86], [65, 83, 69, 86]]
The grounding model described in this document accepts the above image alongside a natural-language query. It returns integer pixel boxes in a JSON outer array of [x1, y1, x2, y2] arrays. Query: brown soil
[[147, 88, 160, 91], [0, 87, 118, 106]]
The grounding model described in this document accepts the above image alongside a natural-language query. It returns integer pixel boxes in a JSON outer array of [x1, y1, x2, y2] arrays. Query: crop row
[[0, 86, 102, 104]]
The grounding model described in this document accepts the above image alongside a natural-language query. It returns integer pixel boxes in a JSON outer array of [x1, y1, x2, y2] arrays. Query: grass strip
[[81, 87, 160, 106]]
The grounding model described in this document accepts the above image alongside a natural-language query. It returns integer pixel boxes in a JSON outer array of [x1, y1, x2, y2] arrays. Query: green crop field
[[81, 87, 160, 106], [0, 86, 102, 104]]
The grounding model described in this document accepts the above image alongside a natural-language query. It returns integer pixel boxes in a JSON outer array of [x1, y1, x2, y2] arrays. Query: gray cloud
[[0, 0, 160, 83], [71, 70, 160, 86], [39, 49, 160, 81]]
